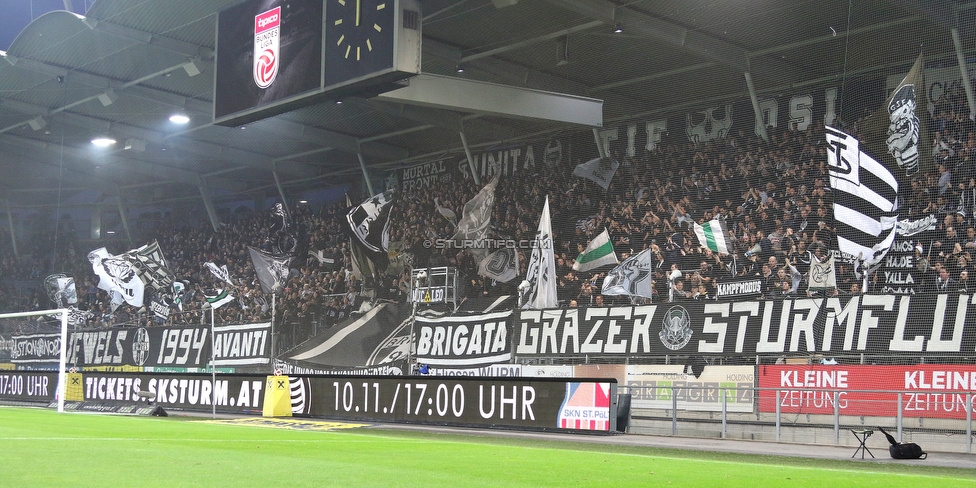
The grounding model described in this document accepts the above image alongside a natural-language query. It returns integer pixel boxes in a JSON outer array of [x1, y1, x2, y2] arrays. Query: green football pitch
[[2, 406, 974, 487]]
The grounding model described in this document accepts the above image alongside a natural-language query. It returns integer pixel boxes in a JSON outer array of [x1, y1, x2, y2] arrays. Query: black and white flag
[[205, 262, 234, 286], [860, 53, 929, 178], [269, 202, 298, 255], [452, 175, 498, 262], [896, 214, 937, 237], [826, 126, 899, 267], [479, 247, 519, 283], [602, 248, 655, 299], [248, 246, 292, 295], [150, 295, 170, 319], [43, 274, 77, 308], [346, 190, 396, 254], [346, 195, 378, 287], [66, 307, 93, 327], [572, 156, 619, 190], [88, 247, 145, 307], [128, 241, 174, 293]]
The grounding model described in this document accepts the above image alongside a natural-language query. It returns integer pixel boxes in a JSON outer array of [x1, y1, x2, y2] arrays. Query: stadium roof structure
[[0, 0, 972, 213]]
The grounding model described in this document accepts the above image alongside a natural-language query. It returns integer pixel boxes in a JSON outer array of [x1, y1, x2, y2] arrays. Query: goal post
[[0, 308, 68, 412]]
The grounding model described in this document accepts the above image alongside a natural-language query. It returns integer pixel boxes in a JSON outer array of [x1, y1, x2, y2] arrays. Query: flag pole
[[271, 293, 276, 362], [210, 305, 216, 419]]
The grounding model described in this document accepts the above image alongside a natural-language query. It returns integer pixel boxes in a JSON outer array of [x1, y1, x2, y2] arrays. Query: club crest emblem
[[132, 328, 150, 366], [660, 306, 693, 351], [253, 7, 281, 89]]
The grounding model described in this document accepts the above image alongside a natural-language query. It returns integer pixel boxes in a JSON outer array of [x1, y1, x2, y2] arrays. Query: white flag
[[573, 157, 619, 190], [522, 196, 558, 309], [602, 248, 655, 299], [807, 255, 837, 291]]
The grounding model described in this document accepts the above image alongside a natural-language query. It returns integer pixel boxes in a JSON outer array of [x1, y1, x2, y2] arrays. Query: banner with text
[[516, 295, 976, 358], [415, 311, 512, 367], [758, 365, 976, 420], [11, 323, 271, 369], [73, 372, 266, 414]]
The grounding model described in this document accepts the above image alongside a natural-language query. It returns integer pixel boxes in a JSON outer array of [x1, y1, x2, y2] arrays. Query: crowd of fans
[[1, 84, 975, 336]]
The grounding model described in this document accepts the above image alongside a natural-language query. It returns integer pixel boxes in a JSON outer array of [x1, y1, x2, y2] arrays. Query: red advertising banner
[[758, 365, 976, 419]]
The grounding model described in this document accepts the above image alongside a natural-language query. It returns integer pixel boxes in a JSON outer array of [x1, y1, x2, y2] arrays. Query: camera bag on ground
[[878, 427, 927, 460]]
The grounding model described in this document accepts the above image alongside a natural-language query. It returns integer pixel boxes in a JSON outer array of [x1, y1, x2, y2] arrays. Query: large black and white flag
[[88, 247, 145, 307], [452, 175, 498, 261], [248, 246, 292, 295], [826, 126, 899, 267], [602, 248, 655, 299], [346, 195, 378, 287], [346, 190, 396, 254], [268, 202, 297, 255], [522, 196, 557, 309], [128, 241, 174, 293], [860, 53, 929, 178], [479, 247, 519, 283], [572, 157, 619, 190]]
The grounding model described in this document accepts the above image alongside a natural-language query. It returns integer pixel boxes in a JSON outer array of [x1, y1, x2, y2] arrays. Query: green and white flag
[[693, 219, 731, 254], [205, 289, 235, 309], [572, 229, 618, 272]]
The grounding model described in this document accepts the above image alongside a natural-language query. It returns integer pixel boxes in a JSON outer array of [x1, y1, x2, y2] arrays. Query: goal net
[[0, 309, 69, 412]]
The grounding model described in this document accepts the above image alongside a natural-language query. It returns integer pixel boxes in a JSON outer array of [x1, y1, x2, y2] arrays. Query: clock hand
[[356, 0, 361, 26]]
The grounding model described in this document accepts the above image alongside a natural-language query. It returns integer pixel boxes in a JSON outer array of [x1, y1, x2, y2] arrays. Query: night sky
[[0, 0, 89, 51]]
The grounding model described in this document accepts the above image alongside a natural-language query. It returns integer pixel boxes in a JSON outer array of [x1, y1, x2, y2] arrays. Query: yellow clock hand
[[356, 0, 361, 26]]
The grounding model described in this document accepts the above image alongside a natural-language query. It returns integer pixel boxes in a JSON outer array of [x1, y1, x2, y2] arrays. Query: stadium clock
[[325, 0, 396, 87]]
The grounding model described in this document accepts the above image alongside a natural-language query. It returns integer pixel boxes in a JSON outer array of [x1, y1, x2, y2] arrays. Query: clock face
[[325, 0, 396, 87]]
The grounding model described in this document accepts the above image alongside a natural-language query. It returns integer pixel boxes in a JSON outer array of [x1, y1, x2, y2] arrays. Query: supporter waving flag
[[693, 219, 730, 254]]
